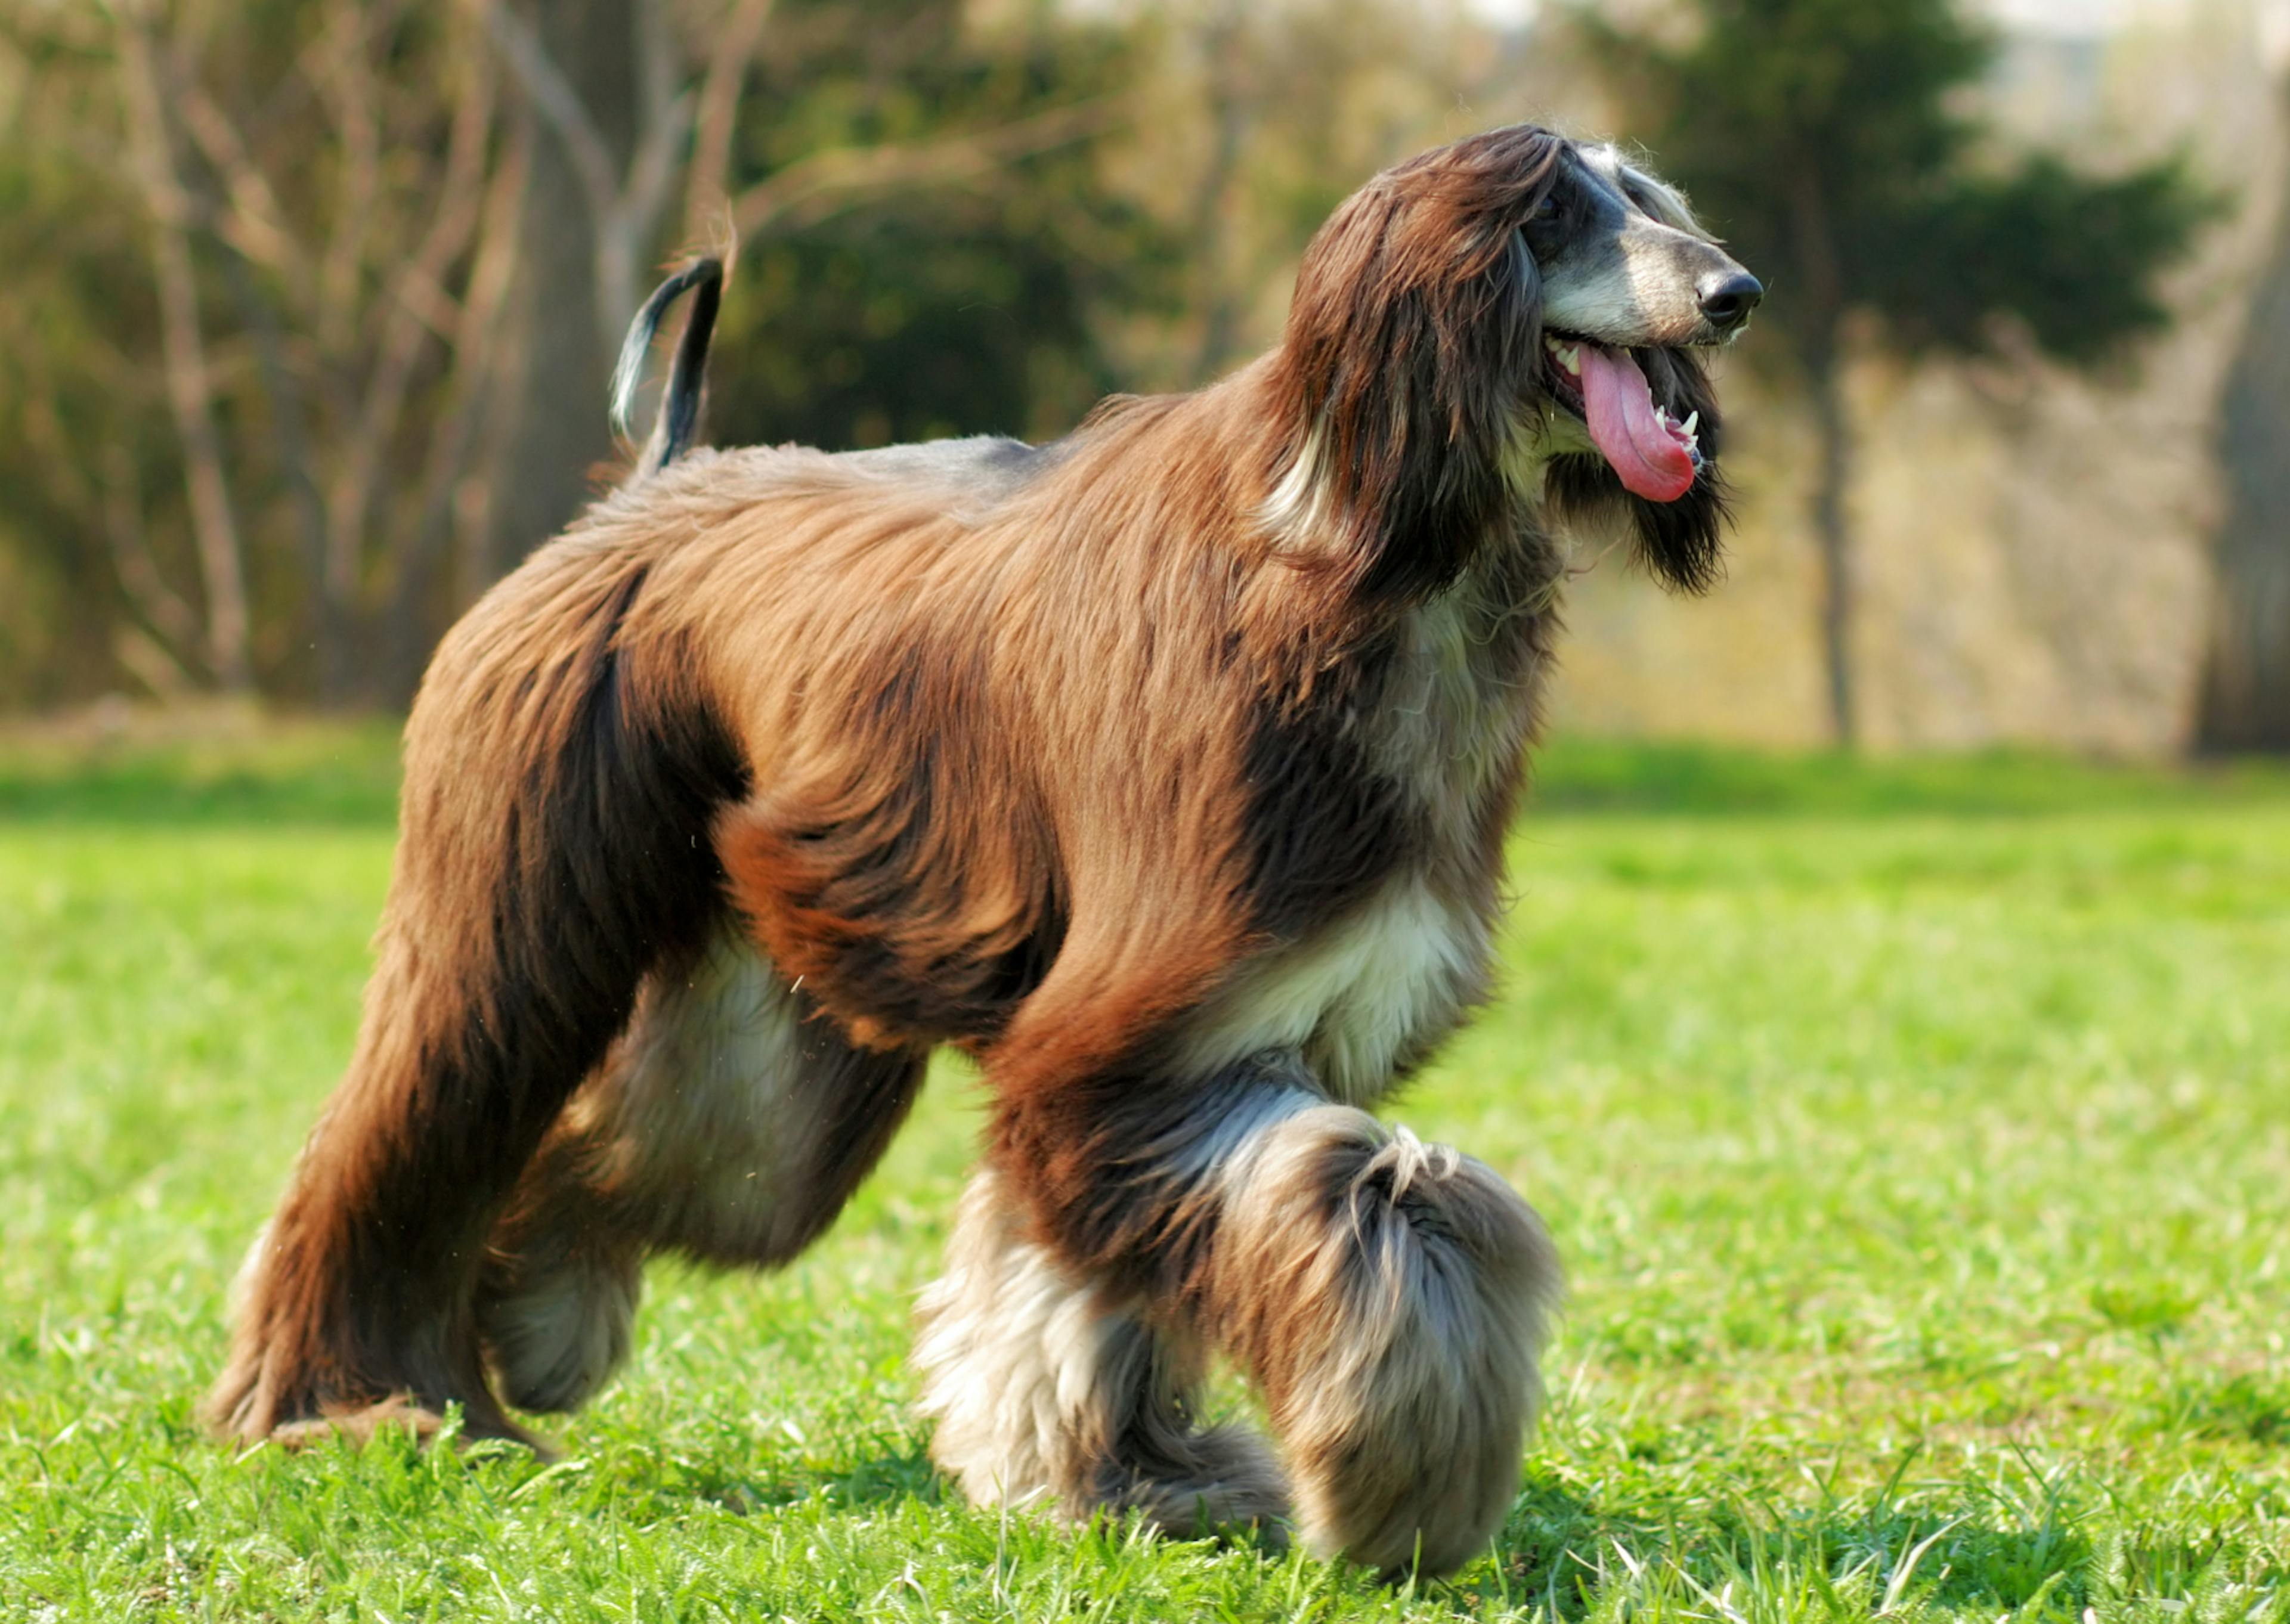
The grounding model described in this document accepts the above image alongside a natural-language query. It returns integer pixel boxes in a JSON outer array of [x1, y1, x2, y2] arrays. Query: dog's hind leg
[[205, 545, 744, 1448], [476, 928, 927, 1414], [914, 1167, 1291, 1541]]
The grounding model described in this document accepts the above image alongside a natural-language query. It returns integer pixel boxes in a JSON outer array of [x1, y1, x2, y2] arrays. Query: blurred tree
[[1586, 0, 2216, 747], [116, 1, 253, 695], [0, 8, 173, 705], [0, 0, 1154, 709], [477, 0, 689, 591], [1128, 0, 1514, 392], [1, 0, 522, 705], [2198, 77, 2290, 754], [700, 0, 1167, 450], [401, 0, 1155, 650]]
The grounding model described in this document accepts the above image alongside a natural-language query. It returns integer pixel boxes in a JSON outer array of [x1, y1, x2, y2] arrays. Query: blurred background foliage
[[1583, 0, 2222, 746], [0, 0, 2286, 753], [705, 0, 1173, 451]]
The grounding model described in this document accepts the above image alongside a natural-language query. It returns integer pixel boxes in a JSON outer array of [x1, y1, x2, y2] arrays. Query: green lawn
[[3, 726, 2286, 1621]]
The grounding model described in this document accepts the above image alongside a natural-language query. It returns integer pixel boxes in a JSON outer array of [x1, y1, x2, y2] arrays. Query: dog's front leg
[[913, 1164, 1289, 1541], [980, 1049, 1561, 1579]]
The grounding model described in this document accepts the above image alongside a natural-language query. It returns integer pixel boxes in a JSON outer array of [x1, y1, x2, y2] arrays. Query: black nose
[[1698, 271, 1763, 331]]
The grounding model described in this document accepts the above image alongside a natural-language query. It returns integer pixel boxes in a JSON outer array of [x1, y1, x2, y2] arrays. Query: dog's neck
[[1257, 371, 1565, 544], [1500, 400, 1599, 505]]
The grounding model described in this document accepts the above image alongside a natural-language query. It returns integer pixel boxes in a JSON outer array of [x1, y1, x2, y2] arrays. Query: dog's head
[[1271, 125, 1759, 597]]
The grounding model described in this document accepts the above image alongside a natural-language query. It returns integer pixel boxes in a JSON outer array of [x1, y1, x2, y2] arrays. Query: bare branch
[[98, 443, 205, 662], [684, 0, 775, 235], [386, 264, 468, 347], [478, 0, 620, 228], [116, 7, 253, 692], [623, 87, 695, 259], [731, 99, 1122, 244], [438, 119, 532, 612], [312, 0, 386, 356], [633, 0, 678, 147], [1184, 2, 1257, 385], [328, 18, 499, 618], [478, 0, 691, 345], [114, 624, 199, 700], [370, 109, 530, 695], [597, 83, 694, 346], [173, 80, 307, 283], [210, 222, 341, 699]]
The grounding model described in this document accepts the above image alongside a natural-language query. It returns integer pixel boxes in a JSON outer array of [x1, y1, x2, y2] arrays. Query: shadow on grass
[[521, 1420, 948, 1526], [1458, 1473, 2110, 1620], [668, 1443, 944, 1517], [388, 1424, 2274, 1617]]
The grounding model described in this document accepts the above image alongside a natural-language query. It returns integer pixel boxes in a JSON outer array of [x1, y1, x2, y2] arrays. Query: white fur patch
[[485, 1247, 640, 1414], [1178, 532, 1567, 1107], [1373, 569, 1556, 811], [916, 1171, 1293, 1536], [1180, 874, 1486, 1106], [912, 1171, 1138, 1508], [1260, 426, 1335, 543], [567, 931, 817, 1257]]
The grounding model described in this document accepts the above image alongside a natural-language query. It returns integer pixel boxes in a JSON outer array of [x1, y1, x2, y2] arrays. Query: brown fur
[[209, 123, 1754, 1577]]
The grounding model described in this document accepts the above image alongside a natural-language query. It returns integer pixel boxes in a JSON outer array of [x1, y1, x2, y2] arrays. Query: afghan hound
[[209, 123, 1760, 1577]]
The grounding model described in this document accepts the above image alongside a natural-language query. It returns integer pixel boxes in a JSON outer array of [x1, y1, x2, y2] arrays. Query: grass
[[2, 721, 2286, 1621]]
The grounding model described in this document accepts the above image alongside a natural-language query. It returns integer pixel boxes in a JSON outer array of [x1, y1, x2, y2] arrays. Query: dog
[[208, 123, 1758, 1577]]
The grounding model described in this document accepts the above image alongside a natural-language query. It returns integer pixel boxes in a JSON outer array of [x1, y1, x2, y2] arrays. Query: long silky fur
[[209, 123, 1748, 1578]]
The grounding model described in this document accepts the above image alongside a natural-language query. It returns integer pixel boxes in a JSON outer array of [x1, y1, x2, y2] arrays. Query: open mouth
[[1540, 331, 1702, 504]]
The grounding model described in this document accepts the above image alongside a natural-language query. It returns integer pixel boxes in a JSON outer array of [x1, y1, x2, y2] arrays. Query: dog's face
[[1273, 125, 1759, 598], [1520, 142, 1759, 511]]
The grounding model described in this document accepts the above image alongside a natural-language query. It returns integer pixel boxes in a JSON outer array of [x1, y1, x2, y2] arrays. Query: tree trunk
[[1807, 348, 1858, 749], [480, 0, 644, 586], [383, 117, 531, 707], [212, 238, 345, 704], [2196, 88, 2290, 752], [1784, 154, 1856, 749], [117, 13, 255, 694], [1184, 2, 1253, 388]]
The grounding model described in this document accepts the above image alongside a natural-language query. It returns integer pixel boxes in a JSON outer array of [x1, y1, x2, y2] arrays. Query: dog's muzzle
[[1696, 271, 1763, 336]]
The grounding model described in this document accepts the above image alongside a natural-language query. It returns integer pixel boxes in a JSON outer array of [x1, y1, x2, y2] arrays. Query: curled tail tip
[[609, 256, 727, 477]]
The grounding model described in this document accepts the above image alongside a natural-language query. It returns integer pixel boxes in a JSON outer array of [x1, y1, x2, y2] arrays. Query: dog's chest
[[1363, 554, 1558, 828], [1190, 543, 1561, 1103]]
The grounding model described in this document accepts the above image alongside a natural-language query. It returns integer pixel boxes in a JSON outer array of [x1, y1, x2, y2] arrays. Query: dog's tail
[[609, 257, 725, 479]]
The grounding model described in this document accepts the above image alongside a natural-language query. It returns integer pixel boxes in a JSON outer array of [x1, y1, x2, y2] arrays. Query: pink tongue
[[1577, 343, 1697, 503]]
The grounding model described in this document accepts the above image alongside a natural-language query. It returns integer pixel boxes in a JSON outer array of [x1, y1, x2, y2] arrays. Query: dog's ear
[[1546, 347, 1729, 594], [1264, 126, 1560, 606]]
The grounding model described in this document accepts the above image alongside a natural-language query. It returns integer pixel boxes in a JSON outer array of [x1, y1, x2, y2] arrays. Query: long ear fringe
[[1264, 126, 1566, 606]]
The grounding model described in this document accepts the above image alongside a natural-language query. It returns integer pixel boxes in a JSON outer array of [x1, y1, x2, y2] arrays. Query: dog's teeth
[[1681, 410, 1699, 437], [1654, 405, 1669, 427], [1561, 346, 1581, 376]]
